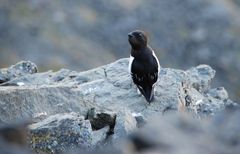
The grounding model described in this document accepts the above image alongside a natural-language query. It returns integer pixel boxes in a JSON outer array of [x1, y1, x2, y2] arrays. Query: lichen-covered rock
[[28, 113, 92, 153]]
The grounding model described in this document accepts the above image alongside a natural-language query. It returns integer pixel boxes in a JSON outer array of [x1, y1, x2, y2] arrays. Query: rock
[[124, 108, 240, 154], [186, 65, 216, 93], [91, 126, 109, 147], [69, 108, 240, 154], [132, 112, 146, 128], [86, 108, 116, 134], [0, 71, 8, 84], [0, 59, 236, 123], [113, 110, 137, 139], [1, 71, 53, 86], [7, 61, 38, 76], [28, 113, 92, 153], [207, 87, 229, 100], [0, 59, 238, 153], [2, 0, 240, 101], [0, 61, 37, 85]]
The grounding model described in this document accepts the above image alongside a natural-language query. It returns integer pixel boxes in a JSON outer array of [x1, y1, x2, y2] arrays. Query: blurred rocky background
[[0, 0, 240, 101]]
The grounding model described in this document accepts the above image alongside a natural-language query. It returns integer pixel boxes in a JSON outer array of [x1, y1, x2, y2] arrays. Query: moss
[[30, 133, 54, 154]]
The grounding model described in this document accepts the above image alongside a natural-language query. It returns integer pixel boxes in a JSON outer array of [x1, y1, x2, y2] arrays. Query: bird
[[128, 30, 160, 103]]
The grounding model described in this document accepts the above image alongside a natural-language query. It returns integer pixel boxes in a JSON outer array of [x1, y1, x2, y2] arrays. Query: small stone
[[132, 112, 146, 128]]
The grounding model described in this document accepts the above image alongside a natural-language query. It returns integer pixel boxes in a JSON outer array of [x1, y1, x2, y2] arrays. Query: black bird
[[128, 30, 160, 103]]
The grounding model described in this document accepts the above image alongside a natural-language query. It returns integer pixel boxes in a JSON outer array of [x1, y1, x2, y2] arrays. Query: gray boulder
[[0, 59, 238, 153], [0, 61, 37, 85], [0, 59, 236, 123], [91, 126, 109, 147], [186, 64, 216, 93], [113, 110, 137, 139], [28, 113, 92, 153]]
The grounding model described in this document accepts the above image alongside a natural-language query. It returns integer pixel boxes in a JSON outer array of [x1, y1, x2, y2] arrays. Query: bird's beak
[[128, 33, 134, 38]]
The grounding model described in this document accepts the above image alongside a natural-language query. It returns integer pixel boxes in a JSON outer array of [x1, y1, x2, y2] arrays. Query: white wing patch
[[152, 50, 160, 74], [128, 55, 134, 73]]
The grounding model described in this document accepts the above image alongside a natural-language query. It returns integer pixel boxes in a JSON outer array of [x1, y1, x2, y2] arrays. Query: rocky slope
[[0, 59, 239, 154]]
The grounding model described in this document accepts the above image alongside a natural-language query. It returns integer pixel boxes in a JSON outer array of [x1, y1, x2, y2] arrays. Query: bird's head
[[128, 30, 148, 50]]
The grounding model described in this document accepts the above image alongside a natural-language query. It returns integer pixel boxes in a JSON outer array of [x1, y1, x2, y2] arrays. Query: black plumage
[[128, 30, 160, 103]]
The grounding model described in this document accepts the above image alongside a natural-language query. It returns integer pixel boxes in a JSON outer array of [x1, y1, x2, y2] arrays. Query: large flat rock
[[0, 59, 235, 123]]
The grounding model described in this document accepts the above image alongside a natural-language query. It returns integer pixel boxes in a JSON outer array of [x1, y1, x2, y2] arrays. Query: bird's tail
[[138, 85, 154, 103]]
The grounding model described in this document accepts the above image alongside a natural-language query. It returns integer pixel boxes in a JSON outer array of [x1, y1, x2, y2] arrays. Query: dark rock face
[[86, 108, 116, 134], [0, 60, 239, 153]]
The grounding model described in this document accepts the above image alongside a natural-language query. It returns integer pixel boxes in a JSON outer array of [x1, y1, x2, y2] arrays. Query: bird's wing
[[131, 57, 158, 86]]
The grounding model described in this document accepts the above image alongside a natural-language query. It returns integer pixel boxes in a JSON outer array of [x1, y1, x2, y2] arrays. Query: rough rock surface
[[29, 113, 92, 153], [0, 59, 238, 153], [0, 61, 37, 85], [0, 59, 235, 123], [113, 110, 137, 139]]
